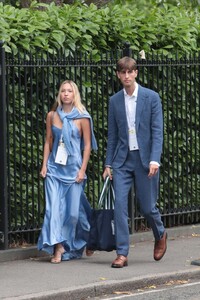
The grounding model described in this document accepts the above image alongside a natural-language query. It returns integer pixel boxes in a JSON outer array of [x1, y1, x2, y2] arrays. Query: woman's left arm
[[76, 118, 91, 182]]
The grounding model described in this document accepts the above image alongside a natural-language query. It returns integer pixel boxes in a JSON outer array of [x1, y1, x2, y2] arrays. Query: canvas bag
[[87, 176, 116, 252]]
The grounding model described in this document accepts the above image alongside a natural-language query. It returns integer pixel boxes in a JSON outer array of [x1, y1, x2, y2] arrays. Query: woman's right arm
[[40, 112, 53, 178]]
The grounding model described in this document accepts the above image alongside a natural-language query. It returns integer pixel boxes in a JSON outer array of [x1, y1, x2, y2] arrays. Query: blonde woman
[[38, 80, 97, 263]]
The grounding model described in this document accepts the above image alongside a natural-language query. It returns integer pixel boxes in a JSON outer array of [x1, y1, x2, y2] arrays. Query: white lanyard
[[126, 97, 139, 151], [127, 97, 136, 128]]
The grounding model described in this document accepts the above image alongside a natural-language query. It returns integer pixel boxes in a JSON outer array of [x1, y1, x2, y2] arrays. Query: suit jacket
[[105, 84, 163, 170]]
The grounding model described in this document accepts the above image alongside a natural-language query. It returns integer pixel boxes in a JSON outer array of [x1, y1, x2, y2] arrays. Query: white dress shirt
[[124, 83, 159, 167], [124, 83, 139, 151]]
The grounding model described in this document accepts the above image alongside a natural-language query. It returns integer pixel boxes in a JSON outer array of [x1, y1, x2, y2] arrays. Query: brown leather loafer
[[111, 255, 128, 268], [154, 231, 167, 261]]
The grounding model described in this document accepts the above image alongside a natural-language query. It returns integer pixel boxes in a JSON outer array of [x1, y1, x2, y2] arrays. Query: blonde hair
[[52, 80, 85, 113]]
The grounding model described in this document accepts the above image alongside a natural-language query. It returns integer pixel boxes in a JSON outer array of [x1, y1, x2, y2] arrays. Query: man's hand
[[148, 163, 159, 178], [103, 167, 112, 180]]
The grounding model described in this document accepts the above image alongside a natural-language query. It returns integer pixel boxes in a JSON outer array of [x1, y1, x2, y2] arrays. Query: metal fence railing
[[0, 43, 199, 249]]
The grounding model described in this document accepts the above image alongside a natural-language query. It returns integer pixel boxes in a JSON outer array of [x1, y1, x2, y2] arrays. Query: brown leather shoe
[[154, 231, 167, 261], [111, 255, 128, 268]]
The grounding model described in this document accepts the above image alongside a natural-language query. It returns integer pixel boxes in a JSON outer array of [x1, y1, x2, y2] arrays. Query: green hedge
[[0, 0, 200, 56]]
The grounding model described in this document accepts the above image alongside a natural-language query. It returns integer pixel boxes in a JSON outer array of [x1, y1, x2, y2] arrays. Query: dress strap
[[50, 111, 55, 126]]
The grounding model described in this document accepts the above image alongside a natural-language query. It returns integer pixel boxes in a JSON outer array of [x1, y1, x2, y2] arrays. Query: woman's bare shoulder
[[47, 111, 54, 118]]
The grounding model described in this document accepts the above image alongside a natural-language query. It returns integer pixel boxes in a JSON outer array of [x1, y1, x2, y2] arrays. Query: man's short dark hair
[[116, 56, 137, 72]]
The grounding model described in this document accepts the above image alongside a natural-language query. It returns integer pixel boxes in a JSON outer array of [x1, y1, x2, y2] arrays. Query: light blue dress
[[37, 120, 92, 261]]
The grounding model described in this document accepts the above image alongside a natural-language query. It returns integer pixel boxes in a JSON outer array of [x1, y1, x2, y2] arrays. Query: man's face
[[117, 69, 138, 88]]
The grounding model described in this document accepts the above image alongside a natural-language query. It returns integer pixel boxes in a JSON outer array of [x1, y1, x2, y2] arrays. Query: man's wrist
[[150, 161, 160, 167]]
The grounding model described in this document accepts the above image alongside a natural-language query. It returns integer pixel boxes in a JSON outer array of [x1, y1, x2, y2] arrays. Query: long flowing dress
[[37, 110, 96, 261]]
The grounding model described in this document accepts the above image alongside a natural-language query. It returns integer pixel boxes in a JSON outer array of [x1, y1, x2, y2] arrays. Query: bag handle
[[98, 176, 115, 209]]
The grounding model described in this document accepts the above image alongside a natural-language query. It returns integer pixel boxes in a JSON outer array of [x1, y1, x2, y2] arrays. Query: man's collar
[[123, 82, 138, 97]]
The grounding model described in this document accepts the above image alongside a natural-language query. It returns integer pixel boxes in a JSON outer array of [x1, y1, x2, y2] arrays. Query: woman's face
[[60, 83, 74, 106]]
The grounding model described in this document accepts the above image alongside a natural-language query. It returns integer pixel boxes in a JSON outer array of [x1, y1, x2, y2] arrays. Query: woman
[[37, 80, 97, 263]]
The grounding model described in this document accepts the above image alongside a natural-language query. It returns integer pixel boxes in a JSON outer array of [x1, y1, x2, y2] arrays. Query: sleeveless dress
[[37, 120, 92, 261]]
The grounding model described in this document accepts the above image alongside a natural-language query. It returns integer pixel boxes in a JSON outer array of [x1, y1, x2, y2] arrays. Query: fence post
[[0, 41, 8, 250], [123, 42, 132, 57]]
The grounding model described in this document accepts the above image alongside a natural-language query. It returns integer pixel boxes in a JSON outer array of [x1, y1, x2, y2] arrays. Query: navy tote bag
[[87, 177, 116, 252]]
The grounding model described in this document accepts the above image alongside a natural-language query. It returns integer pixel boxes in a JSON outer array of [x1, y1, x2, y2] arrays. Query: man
[[103, 56, 167, 268]]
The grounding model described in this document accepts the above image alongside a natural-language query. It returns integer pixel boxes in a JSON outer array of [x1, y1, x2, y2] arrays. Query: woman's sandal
[[86, 248, 94, 257], [51, 245, 65, 264]]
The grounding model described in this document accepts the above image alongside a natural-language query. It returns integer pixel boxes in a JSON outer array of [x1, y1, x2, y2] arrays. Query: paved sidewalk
[[0, 225, 200, 300]]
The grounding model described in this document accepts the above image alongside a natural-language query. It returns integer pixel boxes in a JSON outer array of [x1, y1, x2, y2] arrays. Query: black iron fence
[[0, 42, 199, 250]]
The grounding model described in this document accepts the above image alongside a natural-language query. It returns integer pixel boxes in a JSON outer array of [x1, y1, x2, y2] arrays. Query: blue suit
[[105, 85, 165, 256]]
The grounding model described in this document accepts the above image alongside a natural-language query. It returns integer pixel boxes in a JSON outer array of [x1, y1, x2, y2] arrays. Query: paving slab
[[0, 225, 200, 300]]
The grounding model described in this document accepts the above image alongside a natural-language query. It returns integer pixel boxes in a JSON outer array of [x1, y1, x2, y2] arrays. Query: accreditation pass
[[55, 140, 68, 165], [129, 127, 138, 151]]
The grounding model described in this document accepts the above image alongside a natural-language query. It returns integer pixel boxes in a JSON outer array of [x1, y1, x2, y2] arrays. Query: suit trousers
[[113, 150, 165, 257]]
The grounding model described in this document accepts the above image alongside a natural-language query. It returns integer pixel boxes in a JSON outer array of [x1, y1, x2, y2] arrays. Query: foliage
[[0, 0, 200, 56]]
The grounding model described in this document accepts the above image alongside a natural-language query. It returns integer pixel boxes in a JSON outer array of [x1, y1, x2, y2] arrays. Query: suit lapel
[[118, 90, 126, 117], [136, 85, 146, 130], [118, 90, 129, 135]]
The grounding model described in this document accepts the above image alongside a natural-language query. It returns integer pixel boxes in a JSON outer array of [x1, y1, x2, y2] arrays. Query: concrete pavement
[[1, 225, 200, 300]]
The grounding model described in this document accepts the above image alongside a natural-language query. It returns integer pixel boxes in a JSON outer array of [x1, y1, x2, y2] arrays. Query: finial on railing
[[123, 42, 132, 57], [139, 50, 146, 59]]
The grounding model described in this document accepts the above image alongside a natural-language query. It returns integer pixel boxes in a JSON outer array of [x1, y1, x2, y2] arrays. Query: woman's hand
[[40, 166, 47, 178], [76, 169, 85, 183]]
